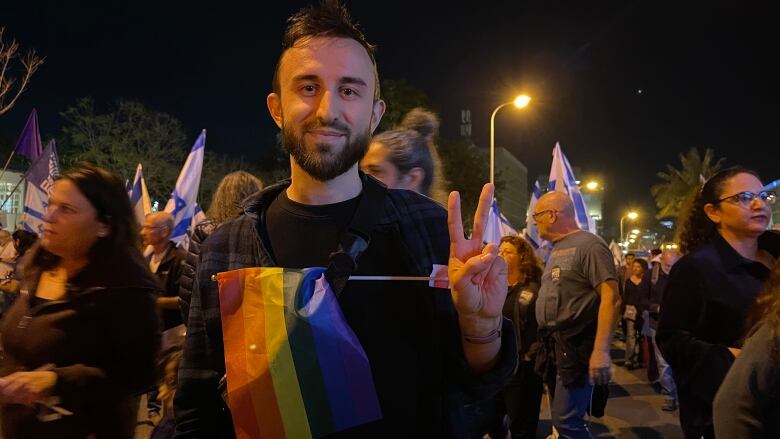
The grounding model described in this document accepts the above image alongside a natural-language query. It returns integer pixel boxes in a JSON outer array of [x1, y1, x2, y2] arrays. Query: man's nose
[[316, 90, 339, 124]]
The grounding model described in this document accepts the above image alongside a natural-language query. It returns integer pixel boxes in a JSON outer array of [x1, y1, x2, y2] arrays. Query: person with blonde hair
[[178, 170, 263, 324], [361, 107, 448, 204]]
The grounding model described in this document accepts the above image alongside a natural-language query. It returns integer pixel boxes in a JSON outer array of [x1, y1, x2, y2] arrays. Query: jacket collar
[[712, 232, 772, 272], [242, 172, 399, 229]]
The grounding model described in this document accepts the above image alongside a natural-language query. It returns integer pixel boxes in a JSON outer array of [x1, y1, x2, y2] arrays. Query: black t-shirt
[[265, 189, 360, 267], [264, 189, 439, 437]]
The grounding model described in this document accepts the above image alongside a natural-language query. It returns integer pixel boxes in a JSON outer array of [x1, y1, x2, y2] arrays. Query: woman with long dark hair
[[0, 163, 161, 438], [497, 235, 544, 439], [657, 166, 778, 439], [623, 258, 648, 369]]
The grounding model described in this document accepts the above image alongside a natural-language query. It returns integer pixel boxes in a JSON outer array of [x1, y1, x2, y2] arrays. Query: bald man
[[532, 191, 621, 438], [141, 212, 186, 330]]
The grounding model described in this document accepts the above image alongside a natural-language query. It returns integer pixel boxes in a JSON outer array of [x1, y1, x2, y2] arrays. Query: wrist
[[459, 315, 502, 338]]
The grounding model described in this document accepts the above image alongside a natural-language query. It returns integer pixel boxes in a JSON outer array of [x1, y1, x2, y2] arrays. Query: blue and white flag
[[483, 199, 518, 246], [522, 180, 544, 250], [164, 130, 205, 246], [522, 180, 553, 263], [23, 140, 60, 235], [130, 163, 152, 226], [547, 142, 596, 233]]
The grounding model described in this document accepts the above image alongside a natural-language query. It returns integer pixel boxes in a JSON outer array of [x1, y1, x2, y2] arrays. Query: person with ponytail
[[360, 107, 449, 204], [657, 166, 779, 439]]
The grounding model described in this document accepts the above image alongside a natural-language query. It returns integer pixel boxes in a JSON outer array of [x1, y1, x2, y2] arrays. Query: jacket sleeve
[[437, 291, 517, 401], [178, 224, 209, 325], [173, 238, 234, 438], [54, 289, 160, 414], [656, 260, 735, 403]]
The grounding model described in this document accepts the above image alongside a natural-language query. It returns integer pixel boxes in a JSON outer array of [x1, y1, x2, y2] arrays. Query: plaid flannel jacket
[[173, 173, 516, 438]]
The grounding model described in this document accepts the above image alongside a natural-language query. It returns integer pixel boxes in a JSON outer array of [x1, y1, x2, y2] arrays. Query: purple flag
[[14, 109, 44, 161]]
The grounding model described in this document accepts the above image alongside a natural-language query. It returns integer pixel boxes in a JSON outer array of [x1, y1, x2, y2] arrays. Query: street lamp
[[585, 180, 600, 191], [620, 211, 639, 243], [490, 94, 531, 184]]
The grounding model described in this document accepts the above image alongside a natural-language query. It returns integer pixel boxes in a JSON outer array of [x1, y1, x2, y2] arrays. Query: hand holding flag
[[447, 183, 508, 336]]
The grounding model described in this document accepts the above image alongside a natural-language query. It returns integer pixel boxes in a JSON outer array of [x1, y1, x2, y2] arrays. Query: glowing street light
[[490, 94, 532, 184], [585, 180, 600, 191], [620, 211, 639, 243], [631, 229, 641, 235]]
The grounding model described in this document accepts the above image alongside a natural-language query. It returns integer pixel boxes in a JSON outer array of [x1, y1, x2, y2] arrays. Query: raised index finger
[[447, 190, 465, 245]]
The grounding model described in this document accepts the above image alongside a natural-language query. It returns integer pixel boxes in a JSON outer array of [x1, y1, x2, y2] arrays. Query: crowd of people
[[0, 1, 778, 439]]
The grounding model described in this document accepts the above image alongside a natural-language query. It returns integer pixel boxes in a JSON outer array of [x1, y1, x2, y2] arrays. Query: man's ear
[[703, 203, 722, 225], [369, 99, 386, 134], [402, 167, 425, 192], [267, 93, 283, 129]]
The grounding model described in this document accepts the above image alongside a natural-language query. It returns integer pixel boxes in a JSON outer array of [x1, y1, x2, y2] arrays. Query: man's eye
[[341, 88, 359, 98], [301, 85, 317, 96]]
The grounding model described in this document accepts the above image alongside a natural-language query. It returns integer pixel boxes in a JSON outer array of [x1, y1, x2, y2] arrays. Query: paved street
[[536, 345, 683, 439]]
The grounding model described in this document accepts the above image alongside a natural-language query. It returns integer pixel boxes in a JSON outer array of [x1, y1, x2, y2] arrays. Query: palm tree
[[651, 147, 724, 219]]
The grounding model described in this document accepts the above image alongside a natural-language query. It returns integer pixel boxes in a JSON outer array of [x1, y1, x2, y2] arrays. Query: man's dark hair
[[272, 0, 380, 100], [650, 248, 662, 257], [626, 252, 636, 258]]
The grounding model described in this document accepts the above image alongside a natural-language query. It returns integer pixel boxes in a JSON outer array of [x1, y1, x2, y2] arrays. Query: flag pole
[[0, 150, 17, 184], [0, 174, 26, 211]]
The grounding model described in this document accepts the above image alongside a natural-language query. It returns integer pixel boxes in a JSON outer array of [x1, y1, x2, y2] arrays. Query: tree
[[377, 79, 430, 132], [60, 98, 188, 202], [651, 147, 725, 219], [59, 98, 262, 208], [0, 27, 45, 116], [438, 138, 502, 231]]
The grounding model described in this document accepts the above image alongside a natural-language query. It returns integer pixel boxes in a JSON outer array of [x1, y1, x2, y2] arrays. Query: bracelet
[[462, 320, 502, 344]]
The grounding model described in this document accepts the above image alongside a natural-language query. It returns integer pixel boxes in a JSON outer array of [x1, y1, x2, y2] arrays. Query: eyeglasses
[[531, 209, 557, 221], [714, 190, 776, 206]]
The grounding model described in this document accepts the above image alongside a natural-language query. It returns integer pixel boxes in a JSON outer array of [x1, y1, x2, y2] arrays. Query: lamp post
[[620, 211, 639, 243], [489, 94, 531, 185]]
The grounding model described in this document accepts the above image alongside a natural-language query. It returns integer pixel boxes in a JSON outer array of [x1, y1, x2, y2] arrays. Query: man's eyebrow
[[339, 76, 368, 87], [291, 74, 320, 83]]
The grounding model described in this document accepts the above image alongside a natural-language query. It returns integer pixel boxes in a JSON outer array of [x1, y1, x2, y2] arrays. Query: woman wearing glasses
[[657, 166, 778, 439]]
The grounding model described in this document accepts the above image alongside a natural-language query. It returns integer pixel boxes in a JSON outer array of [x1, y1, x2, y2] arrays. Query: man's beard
[[282, 119, 371, 182]]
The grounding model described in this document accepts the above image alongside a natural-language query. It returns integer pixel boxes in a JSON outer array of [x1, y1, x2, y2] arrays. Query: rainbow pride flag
[[217, 267, 382, 439]]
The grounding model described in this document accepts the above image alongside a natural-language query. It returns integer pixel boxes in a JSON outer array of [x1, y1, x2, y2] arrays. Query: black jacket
[[657, 233, 774, 436], [0, 247, 161, 439], [148, 241, 186, 330], [178, 222, 215, 325]]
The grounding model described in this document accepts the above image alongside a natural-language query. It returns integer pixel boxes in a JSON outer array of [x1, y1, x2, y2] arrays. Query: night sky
[[1, 1, 777, 227]]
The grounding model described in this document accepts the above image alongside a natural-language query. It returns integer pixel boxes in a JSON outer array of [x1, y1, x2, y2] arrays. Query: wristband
[[462, 320, 502, 344]]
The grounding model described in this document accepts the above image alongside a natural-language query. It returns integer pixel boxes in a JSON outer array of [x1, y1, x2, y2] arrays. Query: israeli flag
[[548, 142, 596, 233], [484, 199, 518, 246], [522, 180, 553, 263], [22, 140, 60, 235], [522, 180, 544, 250], [129, 163, 152, 226], [164, 130, 205, 246]]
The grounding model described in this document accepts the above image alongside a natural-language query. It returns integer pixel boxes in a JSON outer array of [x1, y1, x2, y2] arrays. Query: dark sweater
[[0, 248, 161, 439], [657, 234, 771, 435]]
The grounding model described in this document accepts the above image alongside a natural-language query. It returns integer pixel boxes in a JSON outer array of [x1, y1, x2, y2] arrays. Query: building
[[0, 170, 27, 231], [476, 147, 528, 228]]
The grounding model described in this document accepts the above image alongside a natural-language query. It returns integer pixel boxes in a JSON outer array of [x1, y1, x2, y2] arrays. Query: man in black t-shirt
[[174, 2, 516, 438]]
